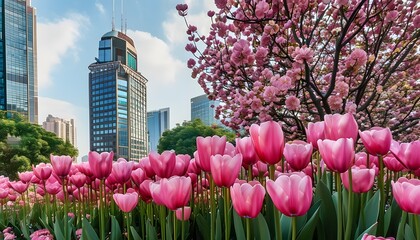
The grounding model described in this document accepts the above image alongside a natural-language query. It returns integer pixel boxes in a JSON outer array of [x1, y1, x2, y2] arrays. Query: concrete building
[[191, 94, 221, 126], [0, 0, 38, 123], [88, 29, 148, 161], [42, 114, 77, 146], [147, 108, 169, 152]]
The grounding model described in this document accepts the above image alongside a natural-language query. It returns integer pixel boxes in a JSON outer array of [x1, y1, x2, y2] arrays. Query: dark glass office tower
[[89, 30, 148, 160], [0, 0, 38, 123]]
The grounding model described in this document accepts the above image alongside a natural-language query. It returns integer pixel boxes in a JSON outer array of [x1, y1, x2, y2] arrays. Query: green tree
[[0, 111, 78, 178], [157, 119, 236, 156]]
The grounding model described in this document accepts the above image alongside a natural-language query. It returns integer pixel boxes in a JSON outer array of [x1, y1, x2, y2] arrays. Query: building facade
[[0, 0, 38, 123], [191, 94, 221, 126], [42, 114, 76, 146], [89, 30, 148, 161], [147, 107, 169, 152]]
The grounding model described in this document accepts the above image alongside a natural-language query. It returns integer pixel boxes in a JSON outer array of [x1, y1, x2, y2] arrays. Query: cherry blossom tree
[[177, 0, 419, 140]]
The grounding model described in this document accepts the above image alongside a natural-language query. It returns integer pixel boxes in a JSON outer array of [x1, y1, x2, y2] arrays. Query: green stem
[[174, 210, 177, 240], [127, 212, 131, 240], [397, 211, 407, 240], [224, 188, 231, 240], [292, 216, 297, 240], [360, 193, 366, 231], [377, 155, 385, 236], [336, 173, 343, 240], [209, 174, 215, 240], [100, 179, 105, 240], [269, 165, 275, 180], [62, 178, 68, 240], [160, 205, 166, 240], [316, 151, 321, 184], [246, 218, 251, 240], [181, 207, 185, 240], [270, 165, 282, 240], [248, 165, 253, 182], [414, 214, 420, 240], [345, 167, 354, 240]]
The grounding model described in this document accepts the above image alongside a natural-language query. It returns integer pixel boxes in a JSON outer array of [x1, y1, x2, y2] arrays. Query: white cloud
[[38, 97, 89, 160], [95, 2, 106, 15], [127, 30, 184, 84], [37, 14, 89, 89]]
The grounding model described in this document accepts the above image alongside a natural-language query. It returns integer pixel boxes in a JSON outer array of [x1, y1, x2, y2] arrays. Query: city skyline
[[33, 1, 215, 159]]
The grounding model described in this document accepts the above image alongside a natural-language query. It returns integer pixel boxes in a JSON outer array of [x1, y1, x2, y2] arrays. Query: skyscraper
[[89, 30, 148, 160], [42, 114, 77, 147], [0, 0, 38, 123], [147, 107, 169, 152], [191, 94, 221, 126]]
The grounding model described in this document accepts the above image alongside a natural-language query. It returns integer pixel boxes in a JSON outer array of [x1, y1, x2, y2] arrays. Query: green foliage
[[157, 119, 236, 156], [0, 111, 78, 179]]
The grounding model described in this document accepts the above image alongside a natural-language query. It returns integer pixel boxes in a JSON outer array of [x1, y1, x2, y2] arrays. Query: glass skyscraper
[[89, 30, 148, 160], [147, 107, 169, 152], [191, 94, 221, 126], [0, 0, 38, 123]]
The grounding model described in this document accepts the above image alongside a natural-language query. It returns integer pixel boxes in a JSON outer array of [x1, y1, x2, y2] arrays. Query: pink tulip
[[210, 154, 242, 187], [30, 229, 54, 240], [139, 179, 153, 203], [149, 151, 176, 178], [359, 127, 392, 156], [175, 206, 192, 221], [305, 121, 325, 149], [392, 177, 420, 214], [324, 113, 358, 143], [76, 162, 93, 178], [0, 189, 9, 199], [196, 136, 227, 172], [340, 166, 375, 193], [396, 140, 420, 171], [187, 157, 201, 174], [70, 172, 87, 189], [173, 154, 191, 176], [250, 121, 285, 165], [266, 172, 313, 217], [89, 151, 114, 180], [112, 158, 134, 184], [283, 140, 313, 171], [383, 155, 405, 172], [317, 138, 354, 173], [150, 181, 166, 206], [160, 176, 192, 210], [236, 137, 259, 168], [230, 181, 266, 218], [131, 168, 146, 186], [33, 163, 53, 181], [50, 155, 73, 178], [45, 178, 61, 195], [8, 181, 29, 194], [18, 171, 33, 183], [362, 234, 395, 240], [139, 157, 155, 178], [113, 192, 139, 213]]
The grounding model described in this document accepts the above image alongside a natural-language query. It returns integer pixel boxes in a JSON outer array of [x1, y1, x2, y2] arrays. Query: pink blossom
[[292, 46, 314, 64], [255, 1, 269, 18], [176, 4, 188, 16], [271, 75, 292, 91], [215, 0, 227, 9], [30, 229, 54, 240], [336, 81, 349, 97], [263, 86, 279, 102], [187, 58, 196, 68], [285, 96, 300, 111], [231, 39, 252, 66], [345, 49, 367, 70], [384, 10, 398, 23], [328, 95, 343, 110]]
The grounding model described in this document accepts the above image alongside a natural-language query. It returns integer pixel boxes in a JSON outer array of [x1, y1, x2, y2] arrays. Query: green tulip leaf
[[296, 207, 320, 240], [82, 218, 100, 240], [130, 226, 142, 240], [216, 210, 222, 240], [53, 217, 65, 240], [254, 213, 271, 240], [355, 222, 377, 240], [364, 190, 380, 229], [110, 215, 122, 240], [20, 220, 30, 239], [233, 211, 245, 240], [196, 214, 210, 240], [404, 224, 416, 240], [384, 199, 402, 236], [146, 220, 157, 240], [314, 181, 337, 240]]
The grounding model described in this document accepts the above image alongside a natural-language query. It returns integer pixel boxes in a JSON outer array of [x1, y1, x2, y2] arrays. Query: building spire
[[121, 0, 124, 33], [112, 0, 115, 30]]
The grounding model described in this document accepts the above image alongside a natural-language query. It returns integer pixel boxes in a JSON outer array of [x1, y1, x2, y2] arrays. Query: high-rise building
[[0, 0, 38, 123], [42, 114, 77, 147], [191, 94, 221, 126], [147, 108, 169, 152], [88, 30, 148, 161]]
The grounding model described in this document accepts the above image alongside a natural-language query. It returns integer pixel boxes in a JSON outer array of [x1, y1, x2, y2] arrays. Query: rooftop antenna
[[112, 0, 115, 30], [125, 18, 127, 34], [121, 0, 124, 33]]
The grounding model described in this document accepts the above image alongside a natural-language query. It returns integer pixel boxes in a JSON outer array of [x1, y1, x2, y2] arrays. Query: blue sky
[[32, 0, 215, 159]]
